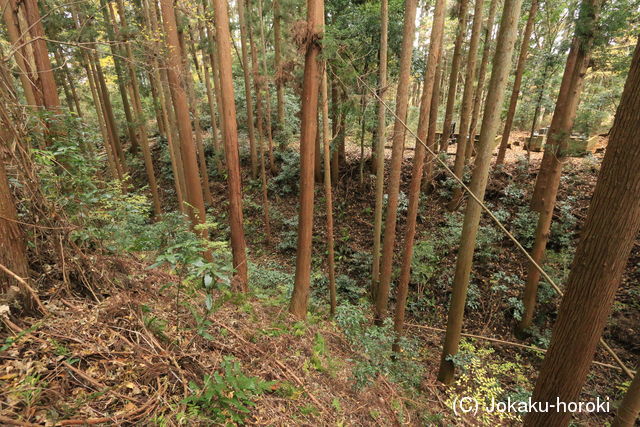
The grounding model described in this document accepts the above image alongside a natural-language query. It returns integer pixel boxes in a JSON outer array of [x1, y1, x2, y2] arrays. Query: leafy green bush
[[335, 302, 423, 389], [269, 150, 300, 196], [512, 206, 538, 250], [182, 356, 273, 424], [411, 239, 438, 284]]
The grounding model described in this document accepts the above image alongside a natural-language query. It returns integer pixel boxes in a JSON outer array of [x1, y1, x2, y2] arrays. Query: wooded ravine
[[1, 0, 639, 425]]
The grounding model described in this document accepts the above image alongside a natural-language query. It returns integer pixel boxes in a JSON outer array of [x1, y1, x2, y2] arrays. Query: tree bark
[[289, 0, 323, 319], [525, 38, 640, 426], [159, 0, 208, 234], [370, 0, 388, 301], [496, 0, 539, 166], [518, 0, 602, 334], [102, 0, 138, 155], [423, 55, 444, 187], [437, 0, 523, 384], [467, 0, 499, 161], [0, 157, 28, 295], [393, 0, 446, 347], [321, 68, 336, 316], [448, 0, 485, 209], [248, 2, 272, 244], [439, 0, 470, 152], [237, 0, 258, 178], [273, 0, 285, 137], [374, 0, 418, 323], [613, 363, 640, 427], [115, 0, 162, 215], [212, 0, 249, 290]]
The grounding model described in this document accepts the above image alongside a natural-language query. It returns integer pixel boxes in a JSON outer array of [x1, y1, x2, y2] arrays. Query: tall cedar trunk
[[248, 0, 272, 244], [115, 0, 162, 216], [82, 48, 120, 179], [374, 0, 418, 323], [448, 0, 484, 209], [518, 0, 602, 333], [289, 0, 323, 319], [273, 0, 285, 135], [330, 78, 340, 183], [212, 0, 249, 290], [196, 2, 222, 171], [90, 49, 127, 179], [613, 363, 640, 427], [439, 0, 470, 152], [205, 0, 228, 162], [237, 0, 258, 178], [437, 0, 523, 384], [178, 27, 215, 208], [370, 0, 388, 300], [23, 0, 59, 111], [101, 0, 138, 155], [392, 0, 446, 345], [200, 0, 223, 162], [315, 111, 323, 182], [257, 0, 276, 171], [321, 68, 336, 315], [1, 0, 38, 107], [53, 48, 76, 113], [0, 158, 28, 294], [357, 90, 367, 184], [144, 0, 186, 208], [423, 55, 444, 186], [496, 0, 539, 165], [467, 0, 499, 161], [525, 39, 640, 426], [159, 0, 208, 235]]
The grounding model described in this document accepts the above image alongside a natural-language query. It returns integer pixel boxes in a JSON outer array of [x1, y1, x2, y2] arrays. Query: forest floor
[[1, 131, 637, 426]]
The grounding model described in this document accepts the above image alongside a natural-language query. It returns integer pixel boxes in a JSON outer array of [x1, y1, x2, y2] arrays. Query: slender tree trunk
[[423, 55, 444, 187], [440, 0, 470, 152], [437, 0, 523, 384], [212, 0, 249, 290], [23, 0, 59, 111], [159, 0, 208, 235], [248, 2, 272, 244], [374, 0, 418, 324], [613, 363, 640, 427], [142, 0, 186, 208], [370, 0, 388, 300], [358, 90, 367, 184], [0, 157, 28, 294], [525, 39, 640, 426], [518, 0, 602, 334], [256, 0, 276, 171], [196, 3, 222, 171], [393, 0, 446, 347], [237, 0, 258, 178], [82, 49, 119, 178], [330, 78, 340, 183], [496, 0, 539, 166], [205, 1, 227, 162], [289, 0, 323, 319], [273, 0, 285, 136], [315, 112, 323, 182], [115, 0, 162, 216], [321, 68, 336, 316], [101, 0, 138, 155], [1, 0, 38, 107], [467, 0, 499, 162], [179, 27, 215, 208], [448, 0, 485, 209], [53, 48, 75, 113], [90, 49, 126, 179]]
